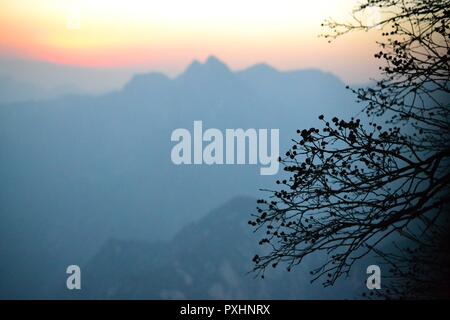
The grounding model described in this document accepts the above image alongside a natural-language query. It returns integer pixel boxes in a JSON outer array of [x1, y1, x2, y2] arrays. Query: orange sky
[[0, 0, 382, 83]]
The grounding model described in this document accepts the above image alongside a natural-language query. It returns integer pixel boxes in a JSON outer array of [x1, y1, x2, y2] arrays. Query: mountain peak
[[179, 56, 231, 80], [123, 72, 170, 93], [237, 63, 279, 78], [204, 55, 227, 68]]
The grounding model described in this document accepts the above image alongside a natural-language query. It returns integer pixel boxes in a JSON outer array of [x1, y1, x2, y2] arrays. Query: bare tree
[[369, 221, 450, 299], [250, 0, 450, 297]]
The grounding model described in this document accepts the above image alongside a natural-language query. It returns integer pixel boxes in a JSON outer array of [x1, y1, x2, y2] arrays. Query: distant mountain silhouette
[[0, 56, 359, 298], [181, 56, 232, 79], [0, 75, 85, 104], [61, 197, 363, 299], [0, 58, 135, 95]]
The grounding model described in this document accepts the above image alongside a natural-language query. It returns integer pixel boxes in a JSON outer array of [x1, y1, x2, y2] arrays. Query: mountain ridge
[[0, 55, 358, 298], [122, 56, 346, 94], [69, 196, 363, 299]]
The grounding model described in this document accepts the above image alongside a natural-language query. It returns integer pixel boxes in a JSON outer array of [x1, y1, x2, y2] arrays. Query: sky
[[0, 0, 382, 86]]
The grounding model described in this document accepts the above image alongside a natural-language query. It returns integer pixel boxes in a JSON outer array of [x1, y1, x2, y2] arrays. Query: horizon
[[0, 0, 383, 89], [0, 54, 368, 96]]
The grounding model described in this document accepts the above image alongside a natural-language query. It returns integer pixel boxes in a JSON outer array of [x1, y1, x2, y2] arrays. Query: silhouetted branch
[[251, 0, 450, 298]]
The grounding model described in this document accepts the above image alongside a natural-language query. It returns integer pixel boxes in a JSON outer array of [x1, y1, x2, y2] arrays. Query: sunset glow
[[0, 0, 381, 82]]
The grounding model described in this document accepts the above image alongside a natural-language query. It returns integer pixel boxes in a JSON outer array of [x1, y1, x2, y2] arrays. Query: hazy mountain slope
[[0, 74, 88, 104], [0, 57, 359, 298], [66, 197, 363, 299], [0, 58, 134, 94], [0, 75, 43, 104]]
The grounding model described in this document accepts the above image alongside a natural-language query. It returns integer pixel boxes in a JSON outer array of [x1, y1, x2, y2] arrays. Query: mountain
[[0, 56, 359, 298], [180, 56, 232, 80], [0, 74, 88, 104], [0, 75, 43, 104], [0, 58, 135, 95], [60, 197, 363, 299]]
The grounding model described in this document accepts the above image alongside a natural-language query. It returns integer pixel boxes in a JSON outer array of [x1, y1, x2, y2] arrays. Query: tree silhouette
[[370, 222, 450, 299], [250, 0, 450, 298]]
